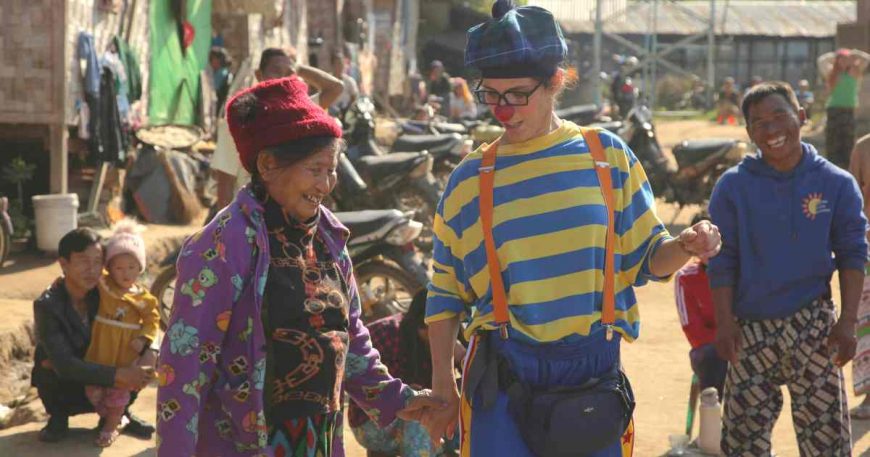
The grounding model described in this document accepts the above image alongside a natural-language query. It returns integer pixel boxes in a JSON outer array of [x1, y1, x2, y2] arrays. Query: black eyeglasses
[[474, 82, 543, 106]]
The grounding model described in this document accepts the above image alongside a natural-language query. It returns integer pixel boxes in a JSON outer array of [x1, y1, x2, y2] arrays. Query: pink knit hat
[[105, 219, 146, 271]]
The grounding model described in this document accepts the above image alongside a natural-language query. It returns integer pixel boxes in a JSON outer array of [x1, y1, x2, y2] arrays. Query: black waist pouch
[[501, 360, 636, 457]]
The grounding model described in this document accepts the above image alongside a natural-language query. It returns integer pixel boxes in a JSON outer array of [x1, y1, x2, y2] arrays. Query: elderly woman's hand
[[396, 389, 448, 422], [678, 220, 722, 262]]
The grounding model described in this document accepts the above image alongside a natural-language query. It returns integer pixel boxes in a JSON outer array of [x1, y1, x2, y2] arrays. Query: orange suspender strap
[[580, 128, 617, 341], [478, 139, 511, 339], [478, 129, 616, 341]]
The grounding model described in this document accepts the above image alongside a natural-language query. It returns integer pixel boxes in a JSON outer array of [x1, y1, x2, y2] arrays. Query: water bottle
[[698, 387, 722, 455]]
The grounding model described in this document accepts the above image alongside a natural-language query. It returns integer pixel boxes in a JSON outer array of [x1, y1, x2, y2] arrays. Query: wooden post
[[49, 124, 68, 194], [50, 0, 69, 194]]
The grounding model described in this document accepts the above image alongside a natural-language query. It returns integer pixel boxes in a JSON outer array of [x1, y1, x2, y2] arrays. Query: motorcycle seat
[[555, 104, 600, 125], [673, 139, 736, 168], [356, 151, 429, 180], [590, 121, 623, 133], [335, 209, 405, 240], [431, 122, 468, 135], [393, 133, 463, 156]]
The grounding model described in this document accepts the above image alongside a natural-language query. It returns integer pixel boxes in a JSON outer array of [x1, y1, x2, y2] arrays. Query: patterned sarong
[[722, 299, 852, 456]]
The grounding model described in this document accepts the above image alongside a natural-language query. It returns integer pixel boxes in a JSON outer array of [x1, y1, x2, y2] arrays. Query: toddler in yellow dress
[[84, 220, 159, 447]]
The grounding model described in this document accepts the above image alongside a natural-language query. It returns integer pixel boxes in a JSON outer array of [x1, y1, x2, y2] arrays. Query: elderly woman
[[156, 77, 441, 457], [422, 2, 722, 456]]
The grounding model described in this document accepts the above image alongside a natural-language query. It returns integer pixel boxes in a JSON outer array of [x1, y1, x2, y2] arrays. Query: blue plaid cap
[[465, 6, 567, 79]]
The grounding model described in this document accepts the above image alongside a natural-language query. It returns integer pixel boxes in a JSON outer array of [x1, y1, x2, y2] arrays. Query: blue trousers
[[461, 331, 633, 457]]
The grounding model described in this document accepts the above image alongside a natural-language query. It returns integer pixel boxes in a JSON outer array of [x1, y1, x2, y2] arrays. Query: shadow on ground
[[0, 426, 155, 456]]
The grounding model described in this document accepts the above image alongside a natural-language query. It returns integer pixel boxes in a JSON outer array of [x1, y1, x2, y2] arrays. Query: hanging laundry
[[113, 36, 142, 102]]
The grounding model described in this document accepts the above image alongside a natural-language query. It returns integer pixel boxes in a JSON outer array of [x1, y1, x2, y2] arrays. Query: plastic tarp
[[148, 0, 212, 125]]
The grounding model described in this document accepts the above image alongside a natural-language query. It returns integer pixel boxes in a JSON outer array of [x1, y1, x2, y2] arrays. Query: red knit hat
[[226, 76, 342, 173]]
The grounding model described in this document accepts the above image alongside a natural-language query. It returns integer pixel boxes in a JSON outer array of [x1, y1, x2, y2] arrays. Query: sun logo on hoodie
[[802, 193, 830, 220]]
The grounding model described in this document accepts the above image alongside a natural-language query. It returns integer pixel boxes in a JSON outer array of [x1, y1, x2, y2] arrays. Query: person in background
[[796, 79, 815, 122], [716, 77, 740, 125], [742, 75, 763, 99], [426, 60, 452, 117], [349, 289, 463, 457], [32, 228, 156, 443], [210, 47, 345, 210], [709, 81, 866, 455], [675, 211, 728, 397], [847, 132, 870, 421], [819, 48, 870, 169], [84, 220, 160, 447], [208, 47, 233, 113], [330, 51, 360, 117], [448, 78, 477, 121]]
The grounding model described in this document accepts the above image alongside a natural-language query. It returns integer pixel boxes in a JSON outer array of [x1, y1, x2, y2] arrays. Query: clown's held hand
[[678, 220, 722, 261]]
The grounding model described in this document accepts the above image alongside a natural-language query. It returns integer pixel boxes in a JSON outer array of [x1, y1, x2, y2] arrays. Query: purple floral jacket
[[156, 188, 412, 456]]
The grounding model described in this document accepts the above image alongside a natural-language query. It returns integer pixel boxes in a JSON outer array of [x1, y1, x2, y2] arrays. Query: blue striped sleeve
[[603, 131, 670, 285], [426, 186, 473, 324]]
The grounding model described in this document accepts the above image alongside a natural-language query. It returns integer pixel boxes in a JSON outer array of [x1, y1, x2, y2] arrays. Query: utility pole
[[707, 0, 716, 107], [593, 0, 603, 107]]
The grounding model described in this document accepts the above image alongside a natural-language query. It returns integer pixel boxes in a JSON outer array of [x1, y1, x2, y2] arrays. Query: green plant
[[1, 157, 37, 240], [6, 200, 30, 239], [1, 157, 36, 210]]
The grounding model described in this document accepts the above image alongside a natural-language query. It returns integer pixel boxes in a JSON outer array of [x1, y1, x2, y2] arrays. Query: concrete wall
[[307, 0, 341, 68], [213, 0, 310, 73], [0, 0, 66, 125]]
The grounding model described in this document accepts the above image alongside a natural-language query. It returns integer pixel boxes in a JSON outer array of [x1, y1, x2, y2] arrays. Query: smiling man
[[708, 81, 867, 456]]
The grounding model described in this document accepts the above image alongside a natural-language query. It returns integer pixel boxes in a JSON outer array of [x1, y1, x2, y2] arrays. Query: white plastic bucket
[[32, 194, 79, 252]]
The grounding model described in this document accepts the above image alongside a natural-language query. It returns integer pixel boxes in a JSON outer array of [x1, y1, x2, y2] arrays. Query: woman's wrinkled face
[[258, 143, 339, 221], [479, 77, 556, 144]]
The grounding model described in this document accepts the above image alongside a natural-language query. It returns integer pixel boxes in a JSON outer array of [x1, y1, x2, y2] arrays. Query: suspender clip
[[498, 323, 510, 340], [604, 324, 614, 341]]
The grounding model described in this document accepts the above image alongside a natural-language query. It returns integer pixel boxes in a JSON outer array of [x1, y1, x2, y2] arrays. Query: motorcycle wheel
[[0, 223, 9, 268], [151, 265, 178, 331], [354, 261, 420, 323]]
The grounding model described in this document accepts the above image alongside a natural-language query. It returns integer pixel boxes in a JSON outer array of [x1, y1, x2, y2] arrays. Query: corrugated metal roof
[[559, 1, 857, 38]]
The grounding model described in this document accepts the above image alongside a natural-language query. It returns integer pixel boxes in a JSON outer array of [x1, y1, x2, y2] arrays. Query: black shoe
[[38, 415, 69, 443], [122, 413, 154, 439]]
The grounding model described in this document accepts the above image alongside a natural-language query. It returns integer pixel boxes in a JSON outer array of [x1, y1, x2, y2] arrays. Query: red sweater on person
[[674, 262, 717, 349]]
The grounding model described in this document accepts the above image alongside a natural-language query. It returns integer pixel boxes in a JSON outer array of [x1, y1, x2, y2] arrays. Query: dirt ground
[[1, 120, 868, 456]]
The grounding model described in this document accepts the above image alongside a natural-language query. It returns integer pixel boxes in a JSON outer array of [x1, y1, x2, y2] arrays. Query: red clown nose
[[494, 105, 515, 123]]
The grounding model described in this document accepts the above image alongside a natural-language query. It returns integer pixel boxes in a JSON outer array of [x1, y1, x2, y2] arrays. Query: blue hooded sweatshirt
[[707, 142, 868, 320]]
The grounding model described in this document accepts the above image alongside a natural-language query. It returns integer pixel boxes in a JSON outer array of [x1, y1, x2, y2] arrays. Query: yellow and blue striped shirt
[[425, 121, 671, 343]]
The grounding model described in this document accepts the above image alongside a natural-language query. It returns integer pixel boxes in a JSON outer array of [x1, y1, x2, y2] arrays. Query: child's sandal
[[95, 429, 119, 447]]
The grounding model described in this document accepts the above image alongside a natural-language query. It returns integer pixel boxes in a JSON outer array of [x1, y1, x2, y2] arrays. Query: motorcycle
[[0, 197, 12, 267], [344, 97, 470, 189], [555, 103, 604, 126], [151, 208, 430, 329], [592, 105, 747, 222], [334, 145, 440, 247], [609, 55, 640, 120]]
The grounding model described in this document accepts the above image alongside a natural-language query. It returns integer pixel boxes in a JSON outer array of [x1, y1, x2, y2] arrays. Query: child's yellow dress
[[85, 272, 160, 367]]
